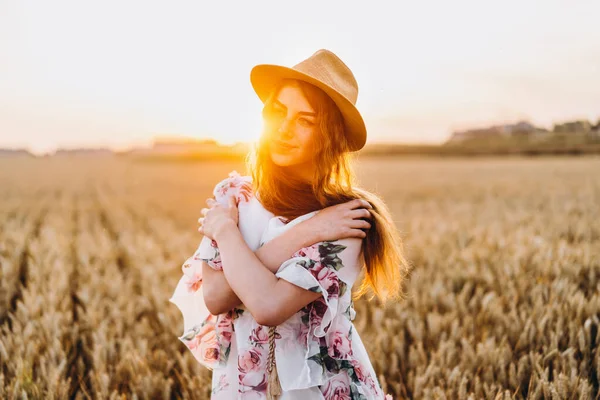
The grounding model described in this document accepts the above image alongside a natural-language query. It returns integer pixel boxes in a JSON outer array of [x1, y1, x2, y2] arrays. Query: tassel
[[267, 362, 282, 399], [266, 326, 282, 399]]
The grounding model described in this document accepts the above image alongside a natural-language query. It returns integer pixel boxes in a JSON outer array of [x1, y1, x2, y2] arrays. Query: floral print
[[170, 171, 387, 399], [321, 373, 352, 399], [212, 374, 230, 396]]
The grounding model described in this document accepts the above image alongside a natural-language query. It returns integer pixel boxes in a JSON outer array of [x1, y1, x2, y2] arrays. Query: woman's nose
[[278, 117, 294, 136]]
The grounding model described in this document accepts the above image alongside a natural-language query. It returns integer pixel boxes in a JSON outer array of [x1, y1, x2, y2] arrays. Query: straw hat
[[250, 49, 367, 152]]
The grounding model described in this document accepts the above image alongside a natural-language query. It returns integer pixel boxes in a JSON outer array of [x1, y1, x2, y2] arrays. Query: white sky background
[[0, 0, 599, 154]]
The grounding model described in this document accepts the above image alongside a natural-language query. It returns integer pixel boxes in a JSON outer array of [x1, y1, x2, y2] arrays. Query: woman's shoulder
[[326, 237, 364, 266]]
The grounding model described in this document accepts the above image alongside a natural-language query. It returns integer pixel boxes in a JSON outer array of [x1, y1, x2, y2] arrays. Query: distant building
[[447, 126, 504, 142], [553, 120, 592, 133], [127, 137, 221, 156], [125, 137, 250, 158], [0, 148, 34, 157], [590, 121, 600, 138], [500, 121, 538, 136], [447, 120, 540, 143]]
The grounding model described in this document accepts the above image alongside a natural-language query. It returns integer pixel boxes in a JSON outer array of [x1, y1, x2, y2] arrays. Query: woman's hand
[[198, 195, 239, 240], [305, 198, 373, 242]]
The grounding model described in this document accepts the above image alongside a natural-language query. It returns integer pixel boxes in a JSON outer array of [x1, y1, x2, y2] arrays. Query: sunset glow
[[1, 0, 599, 155]]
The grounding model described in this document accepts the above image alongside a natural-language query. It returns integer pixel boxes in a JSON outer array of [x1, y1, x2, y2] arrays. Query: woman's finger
[[206, 198, 217, 207], [350, 229, 367, 239], [200, 208, 209, 216], [349, 208, 372, 220], [350, 219, 371, 229], [347, 198, 372, 210], [198, 217, 205, 224]]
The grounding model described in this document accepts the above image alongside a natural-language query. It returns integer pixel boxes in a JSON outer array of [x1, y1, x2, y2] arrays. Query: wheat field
[[0, 155, 598, 400]]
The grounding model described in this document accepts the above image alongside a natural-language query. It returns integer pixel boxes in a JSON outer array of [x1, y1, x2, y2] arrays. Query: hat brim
[[250, 64, 366, 152]]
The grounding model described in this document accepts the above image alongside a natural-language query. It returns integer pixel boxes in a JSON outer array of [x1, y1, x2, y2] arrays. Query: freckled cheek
[[294, 141, 316, 162], [297, 130, 318, 157]]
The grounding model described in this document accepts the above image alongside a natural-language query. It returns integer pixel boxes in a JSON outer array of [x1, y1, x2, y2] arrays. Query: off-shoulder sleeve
[[169, 170, 251, 369], [271, 238, 367, 392], [193, 170, 253, 270], [275, 238, 363, 337]]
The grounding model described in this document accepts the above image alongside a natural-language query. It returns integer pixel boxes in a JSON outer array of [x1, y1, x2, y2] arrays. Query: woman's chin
[[269, 152, 295, 166]]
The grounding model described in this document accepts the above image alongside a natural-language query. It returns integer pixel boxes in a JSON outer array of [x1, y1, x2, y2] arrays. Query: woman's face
[[263, 82, 319, 177]]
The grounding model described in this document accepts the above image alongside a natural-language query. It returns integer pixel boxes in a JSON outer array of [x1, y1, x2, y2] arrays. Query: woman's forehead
[[275, 83, 315, 113]]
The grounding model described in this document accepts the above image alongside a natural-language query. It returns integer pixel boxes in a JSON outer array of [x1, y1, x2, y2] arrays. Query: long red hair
[[245, 79, 411, 303]]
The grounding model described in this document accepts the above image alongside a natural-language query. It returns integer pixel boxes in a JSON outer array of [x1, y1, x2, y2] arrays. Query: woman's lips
[[273, 140, 296, 151]]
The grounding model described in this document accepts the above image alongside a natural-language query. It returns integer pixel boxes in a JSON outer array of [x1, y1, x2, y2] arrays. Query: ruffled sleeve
[[273, 237, 365, 390], [276, 238, 362, 336], [169, 170, 252, 369], [169, 250, 227, 369]]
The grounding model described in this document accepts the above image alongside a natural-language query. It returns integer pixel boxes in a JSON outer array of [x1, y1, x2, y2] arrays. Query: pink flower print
[[310, 263, 340, 298], [350, 360, 380, 397], [240, 372, 267, 394], [217, 179, 237, 198], [217, 313, 234, 343], [350, 359, 367, 382], [210, 258, 223, 270], [215, 172, 253, 204], [249, 325, 269, 347], [320, 373, 352, 400], [238, 348, 263, 374], [185, 269, 202, 293], [238, 181, 253, 203], [309, 297, 328, 331], [208, 240, 223, 270], [293, 243, 320, 261], [328, 329, 353, 359], [188, 323, 220, 363], [238, 347, 268, 395], [367, 376, 381, 395]]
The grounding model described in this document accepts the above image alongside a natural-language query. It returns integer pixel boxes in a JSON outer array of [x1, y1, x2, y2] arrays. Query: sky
[[1, 0, 599, 155]]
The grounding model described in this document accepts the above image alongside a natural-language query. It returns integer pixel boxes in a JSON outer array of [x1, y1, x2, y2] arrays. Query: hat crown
[[292, 49, 359, 105]]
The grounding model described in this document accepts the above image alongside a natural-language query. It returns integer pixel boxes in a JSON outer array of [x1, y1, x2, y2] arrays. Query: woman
[[170, 49, 410, 399]]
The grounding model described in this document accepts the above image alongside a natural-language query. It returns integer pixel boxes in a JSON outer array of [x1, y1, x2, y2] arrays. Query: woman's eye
[[299, 118, 314, 127]]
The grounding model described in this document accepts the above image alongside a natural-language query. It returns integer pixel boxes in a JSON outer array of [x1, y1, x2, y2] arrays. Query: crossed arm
[[201, 218, 321, 318]]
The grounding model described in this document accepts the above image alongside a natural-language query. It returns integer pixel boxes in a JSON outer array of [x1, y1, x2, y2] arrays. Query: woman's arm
[[213, 221, 326, 326], [202, 220, 321, 315]]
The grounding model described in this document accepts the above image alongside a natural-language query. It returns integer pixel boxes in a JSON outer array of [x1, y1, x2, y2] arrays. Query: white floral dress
[[170, 171, 386, 399]]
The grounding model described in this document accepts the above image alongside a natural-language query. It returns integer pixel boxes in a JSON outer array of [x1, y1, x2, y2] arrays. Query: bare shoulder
[[324, 237, 363, 261]]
